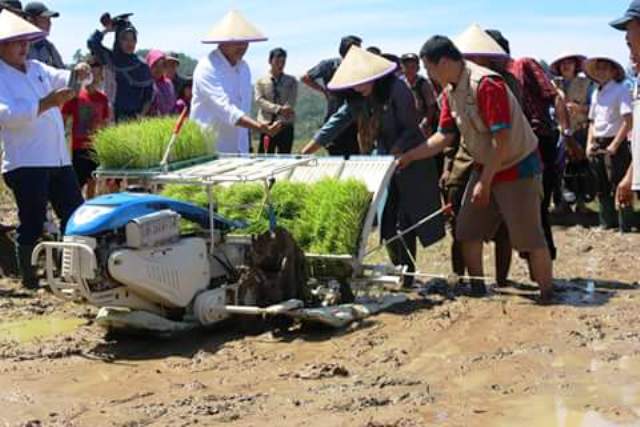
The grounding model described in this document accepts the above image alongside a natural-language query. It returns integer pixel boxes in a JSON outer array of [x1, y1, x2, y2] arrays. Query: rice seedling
[[93, 117, 215, 170], [162, 178, 371, 255]]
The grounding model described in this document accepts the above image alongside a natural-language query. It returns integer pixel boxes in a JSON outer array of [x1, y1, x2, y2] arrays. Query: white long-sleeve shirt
[[190, 49, 252, 154], [0, 58, 70, 173]]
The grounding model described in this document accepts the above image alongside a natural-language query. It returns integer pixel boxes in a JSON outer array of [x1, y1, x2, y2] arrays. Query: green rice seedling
[[161, 178, 371, 255], [93, 117, 215, 170]]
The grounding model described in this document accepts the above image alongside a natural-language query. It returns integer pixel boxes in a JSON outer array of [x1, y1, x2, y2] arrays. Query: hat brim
[[463, 52, 510, 59], [584, 57, 626, 81], [202, 36, 267, 44], [166, 56, 180, 64], [550, 54, 586, 76], [0, 30, 46, 43], [610, 16, 632, 31], [327, 63, 397, 91], [42, 10, 59, 18]]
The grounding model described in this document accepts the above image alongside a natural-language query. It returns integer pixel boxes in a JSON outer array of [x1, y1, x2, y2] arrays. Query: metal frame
[[92, 154, 399, 274]]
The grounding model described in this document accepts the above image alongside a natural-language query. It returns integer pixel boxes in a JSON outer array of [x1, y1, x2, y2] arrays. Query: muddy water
[[0, 317, 83, 343]]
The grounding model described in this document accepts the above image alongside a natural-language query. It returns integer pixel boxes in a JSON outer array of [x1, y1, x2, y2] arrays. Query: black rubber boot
[[16, 245, 39, 290]]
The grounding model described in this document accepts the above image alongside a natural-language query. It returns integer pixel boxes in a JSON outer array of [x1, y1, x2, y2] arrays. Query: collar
[[598, 80, 616, 92], [213, 49, 241, 70], [0, 57, 29, 75]]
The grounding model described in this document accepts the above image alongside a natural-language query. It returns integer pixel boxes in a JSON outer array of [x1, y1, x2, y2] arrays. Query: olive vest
[[558, 76, 591, 131], [445, 61, 538, 171]]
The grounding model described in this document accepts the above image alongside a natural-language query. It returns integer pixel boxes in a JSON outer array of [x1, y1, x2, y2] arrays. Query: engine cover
[[108, 237, 209, 308]]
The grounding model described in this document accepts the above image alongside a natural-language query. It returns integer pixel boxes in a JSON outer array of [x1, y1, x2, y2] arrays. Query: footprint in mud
[[284, 362, 350, 380]]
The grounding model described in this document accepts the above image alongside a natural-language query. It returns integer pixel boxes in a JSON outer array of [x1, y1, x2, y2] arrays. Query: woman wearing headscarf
[[302, 47, 445, 288], [550, 52, 594, 213], [87, 13, 152, 122]]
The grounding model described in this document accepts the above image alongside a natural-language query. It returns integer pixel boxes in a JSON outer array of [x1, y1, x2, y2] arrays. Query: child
[[174, 76, 193, 114], [585, 56, 635, 232], [146, 49, 176, 117], [62, 57, 111, 199]]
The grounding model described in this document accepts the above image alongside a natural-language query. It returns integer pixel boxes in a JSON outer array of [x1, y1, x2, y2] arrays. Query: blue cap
[[610, 0, 640, 30]]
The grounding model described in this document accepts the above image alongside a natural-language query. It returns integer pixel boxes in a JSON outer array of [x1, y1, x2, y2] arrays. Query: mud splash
[[0, 317, 84, 343]]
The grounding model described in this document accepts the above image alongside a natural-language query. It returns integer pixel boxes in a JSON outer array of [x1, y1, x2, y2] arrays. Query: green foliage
[[162, 178, 371, 255], [93, 116, 215, 169]]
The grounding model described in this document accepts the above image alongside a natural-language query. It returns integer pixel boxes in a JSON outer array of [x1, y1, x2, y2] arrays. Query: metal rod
[[207, 185, 215, 255], [365, 204, 451, 257]]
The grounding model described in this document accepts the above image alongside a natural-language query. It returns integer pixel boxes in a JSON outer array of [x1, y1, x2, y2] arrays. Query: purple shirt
[[148, 77, 177, 117]]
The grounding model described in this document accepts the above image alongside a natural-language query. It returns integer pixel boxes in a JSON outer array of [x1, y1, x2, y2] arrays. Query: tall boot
[[16, 245, 39, 290], [619, 206, 635, 233], [598, 195, 618, 229]]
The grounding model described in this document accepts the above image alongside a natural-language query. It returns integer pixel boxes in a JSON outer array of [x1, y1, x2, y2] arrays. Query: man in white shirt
[[0, 10, 89, 288], [191, 10, 280, 154], [611, 0, 640, 204]]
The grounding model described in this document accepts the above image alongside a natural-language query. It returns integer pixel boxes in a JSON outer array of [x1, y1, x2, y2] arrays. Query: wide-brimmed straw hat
[[0, 9, 45, 43], [583, 56, 626, 82], [453, 23, 508, 58], [202, 10, 267, 44], [327, 46, 397, 91], [549, 52, 586, 76]]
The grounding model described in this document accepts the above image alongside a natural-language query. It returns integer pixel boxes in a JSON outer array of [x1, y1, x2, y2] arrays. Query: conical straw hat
[[549, 52, 586, 76], [583, 56, 626, 82], [0, 9, 45, 43], [454, 23, 508, 58], [327, 46, 397, 91], [202, 10, 267, 44]]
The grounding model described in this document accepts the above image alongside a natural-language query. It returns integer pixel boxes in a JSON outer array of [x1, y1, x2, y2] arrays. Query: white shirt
[[589, 80, 632, 138], [0, 59, 70, 173], [632, 83, 640, 190], [190, 49, 251, 154]]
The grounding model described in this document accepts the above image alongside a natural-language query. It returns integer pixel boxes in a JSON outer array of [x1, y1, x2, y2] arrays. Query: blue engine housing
[[65, 192, 246, 237]]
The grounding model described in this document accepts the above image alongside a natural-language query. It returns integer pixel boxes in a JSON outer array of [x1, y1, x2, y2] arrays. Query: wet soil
[[1, 225, 640, 426]]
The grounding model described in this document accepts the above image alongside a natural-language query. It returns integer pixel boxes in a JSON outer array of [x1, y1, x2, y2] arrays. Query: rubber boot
[[16, 245, 39, 290], [598, 195, 618, 229], [618, 206, 635, 233]]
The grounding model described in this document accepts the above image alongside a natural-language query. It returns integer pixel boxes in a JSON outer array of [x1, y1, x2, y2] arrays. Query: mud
[[0, 226, 640, 426]]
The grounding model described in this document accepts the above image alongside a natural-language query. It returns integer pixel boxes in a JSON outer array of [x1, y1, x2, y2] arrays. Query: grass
[[93, 117, 215, 170], [162, 178, 371, 255]]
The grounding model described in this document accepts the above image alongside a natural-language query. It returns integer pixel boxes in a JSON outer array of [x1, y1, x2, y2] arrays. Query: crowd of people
[[1, 1, 640, 304]]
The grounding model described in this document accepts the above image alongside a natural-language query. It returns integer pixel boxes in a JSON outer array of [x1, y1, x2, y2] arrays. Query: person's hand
[[439, 170, 450, 190], [43, 88, 74, 107], [617, 174, 634, 208], [586, 143, 598, 158], [397, 151, 414, 170], [606, 142, 620, 156], [264, 121, 283, 137], [566, 102, 580, 115], [100, 13, 115, 32], [390, 146, 402, 157], [471, 180, 491, 207], [279, 105, 295, 120]]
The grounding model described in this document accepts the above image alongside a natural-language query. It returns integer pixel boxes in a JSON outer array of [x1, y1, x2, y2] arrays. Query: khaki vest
[[557, 76, 590, 131], [446, 61, 538, 170]]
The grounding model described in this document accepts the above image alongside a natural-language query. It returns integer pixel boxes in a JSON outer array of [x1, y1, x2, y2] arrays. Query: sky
[[43, 0, 633, 78]]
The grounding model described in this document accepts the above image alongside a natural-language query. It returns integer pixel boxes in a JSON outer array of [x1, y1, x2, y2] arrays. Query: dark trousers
[[3, 166, 84, 245], [538, 133, 558, 260], [381, 177, 417, 287], [258, 124, 294, 154], [590, 139, 634, 230]]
